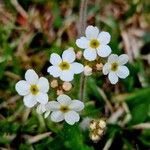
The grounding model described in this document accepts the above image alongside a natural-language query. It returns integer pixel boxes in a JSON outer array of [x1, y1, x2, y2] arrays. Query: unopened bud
[[62, 82, 72, 91], [96, 63, 103, 71], [76, 51, 82, 60], [56, 89, 63, 95], [50, 80, 58, 88], [84, 65, 92, 76], [98, 120, 106, 129]]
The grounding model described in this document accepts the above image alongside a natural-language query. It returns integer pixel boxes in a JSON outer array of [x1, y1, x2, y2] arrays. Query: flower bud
[[96, 63, 103, 71], [50, 80, 58, 88], [98, 120, 106, 129], [84, 65, 92, 76], [62, 82, 72, 91], [76, 51, 82, 60], [56, 89, 63, 95]]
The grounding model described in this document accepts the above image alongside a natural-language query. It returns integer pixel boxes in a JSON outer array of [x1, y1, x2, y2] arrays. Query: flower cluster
[[15, 25, 129, 126]]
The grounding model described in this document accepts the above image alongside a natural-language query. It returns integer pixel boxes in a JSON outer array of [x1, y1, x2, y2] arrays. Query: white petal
[[15, 80, 30, 96], [83, 48, 97, 61], [51, 111, 64, 122], [23, 94, 37, 108], [47, 66, 61, 77], [97, 45, 111, 57], [85, 25, 99, 39], [46, 101, 60, 111], [70, 62, 84, 74], [36, 93, 48, 104], [50, 53, 62, 66], [108, 54, 118, 63], [44, 111, 50, 118], [118, 54, 129, 65], [62, 48, 75, 63], [60, 71, 74, 81], [38, 77, 49, 93], [102, 63, 110, 75], [117, 66, 129, 79], [36, 104, 46, 114], [57, 94, 72, 105], [76, 37, 89, 49], [98, 31, 111, 44], [25, 69, 39, 84], [69, 100, 84, 112], [64, 111, 80, 125], [108, 72, 118, 84]]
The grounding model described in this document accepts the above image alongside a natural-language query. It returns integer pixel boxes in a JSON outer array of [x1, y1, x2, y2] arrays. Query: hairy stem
[[78, 0, 88, 101]]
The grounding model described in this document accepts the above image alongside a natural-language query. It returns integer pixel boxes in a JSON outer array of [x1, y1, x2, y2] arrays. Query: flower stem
[[78, 0, 88, 101]]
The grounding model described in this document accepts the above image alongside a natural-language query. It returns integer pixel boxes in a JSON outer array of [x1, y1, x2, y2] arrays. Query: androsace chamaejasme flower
[[15, 69, 49, 108], [47, 47, 84, 81]]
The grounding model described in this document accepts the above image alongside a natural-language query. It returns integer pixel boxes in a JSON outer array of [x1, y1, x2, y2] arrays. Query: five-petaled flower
[[76, 25, 111, 61], [46, 94, 84, 125], [47, 47, 84, 81], [15, 69, 49, 108], [102, 54, 129, 84]]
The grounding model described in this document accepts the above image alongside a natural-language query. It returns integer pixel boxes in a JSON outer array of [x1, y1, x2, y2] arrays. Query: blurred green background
[[0, 0, 150, 149]]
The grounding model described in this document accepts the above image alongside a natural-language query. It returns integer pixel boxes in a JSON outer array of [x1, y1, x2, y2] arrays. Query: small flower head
[[103, 54, 129, 84], [47, 47, 84, 81], [62, 82, 72, 91], [15, 69, 49, 108], [46, 94, 84, 125], [84, 65, 92, 76], [76, 25, 111, 61]]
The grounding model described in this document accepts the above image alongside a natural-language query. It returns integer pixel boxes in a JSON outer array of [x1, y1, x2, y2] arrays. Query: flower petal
[[51, 111, 64, 122], [117, 66, 129, 79], [97, 45, 111, 57], [64, 111, 80, 125], [57, 94, 72, 105], [47, 66, 61, 77], [98, 31, 111, 44], [85, 25, 99, 39], [38, 77, 49, 93], [108, 54, 118, 63], [118, 54, 129, 65], [46, 101, 60, 111], [25, 69, 39, 84], [83, 48, 97, 61], [15, 80, 30, 96], [36, 93, 48, 104], [44, 111, 50, 118], [60, 71, 74, 81], [69, 100, 84, 112], [36, 104, 46, 114], [70, 62, 84, 74], [62, 48, 75, 63], [102, 63, 110, 75], [23, 94, 37, 108], [108, 72, 118, 84], [50, 53, 62, 66], [76, 37, 89, 49]]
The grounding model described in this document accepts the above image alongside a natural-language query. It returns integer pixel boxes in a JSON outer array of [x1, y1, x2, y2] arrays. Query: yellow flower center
[[90, 39, 100, 49], [59, 61, 70, 70], [60, 105, 70, 113], [30, 84, 39, 95], [111, 62, 118, 71]]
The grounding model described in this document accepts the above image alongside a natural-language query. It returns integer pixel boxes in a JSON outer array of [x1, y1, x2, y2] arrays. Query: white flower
[[47, 47, 84, 81], [103, 54, 130, 84], [76, 25, 111, 61], [36, 103, 51, 118], [47, 94, 84, 125], [15, 69, 49, 108]]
